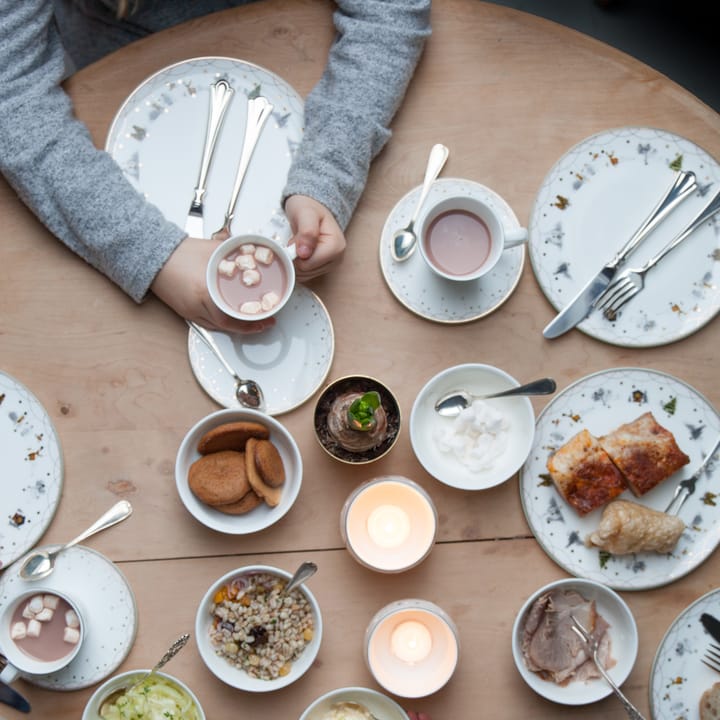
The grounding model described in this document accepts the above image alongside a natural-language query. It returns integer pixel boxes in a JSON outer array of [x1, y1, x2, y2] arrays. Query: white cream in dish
[[434, 399, 509, 471]]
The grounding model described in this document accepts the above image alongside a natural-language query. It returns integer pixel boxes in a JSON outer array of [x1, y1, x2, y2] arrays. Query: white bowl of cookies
[[175, 408, 302, 534], [195, 564, 322, 692]]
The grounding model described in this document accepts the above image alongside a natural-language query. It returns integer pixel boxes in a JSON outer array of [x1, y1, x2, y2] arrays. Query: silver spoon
[[187, 320, 265, 411], [99, 633, 190, 714], [391, 143, 449, 262], [435, 377, 557, 417], [282, 561, 318, 596], [18, 500, 132, 581]]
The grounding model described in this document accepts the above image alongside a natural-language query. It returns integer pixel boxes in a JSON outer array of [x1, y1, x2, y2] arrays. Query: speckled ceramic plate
[[650, 588, 720, 719], [188, 286, 334, 415], [0, 546, 137, 690], [0, 371, 63, 571], [519, 367, 720, 591], [379, 178, 525, 323], [106, 56, 303, 241], [530, 127, 720, 347]]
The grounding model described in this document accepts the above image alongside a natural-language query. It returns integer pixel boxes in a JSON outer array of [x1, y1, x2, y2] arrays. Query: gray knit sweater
[[0, 0, 430, 301]]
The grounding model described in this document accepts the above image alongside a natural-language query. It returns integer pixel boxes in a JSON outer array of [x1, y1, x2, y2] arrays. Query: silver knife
[[184, 78, 235, 237], [542, 169, 697, 339], [701, 613, 720, 644], [0, 679, 30, 713]]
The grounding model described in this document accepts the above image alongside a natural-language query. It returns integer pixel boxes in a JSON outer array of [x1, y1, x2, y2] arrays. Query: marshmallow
[[22, 605, 36, 620], [239, 301, 263, 315], [35, 607, 54, 622], [239, 243, 256, 255], [242, 269, 261, 287], [261, 291, 280, 311], [10, 622, 27, 640], [218, 259, 237, 278], [63, 627, 80, 645], [28, 596, 44, 614], [235, 254, 256, 270], [65, 610, 80, 629], [254, 246, 274, 265], [43, 594, 59, 610], [27, 619, 42, 638]]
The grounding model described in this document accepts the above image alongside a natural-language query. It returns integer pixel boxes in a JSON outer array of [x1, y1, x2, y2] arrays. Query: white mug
[[417, 195, 527, 281], [0, 588, 85, 682], [207, 234, 297, 321]]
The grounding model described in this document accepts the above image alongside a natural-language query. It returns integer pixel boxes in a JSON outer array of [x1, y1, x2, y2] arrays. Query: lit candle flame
[[366, 504, 411, 548], [390, 620, 433, 664]]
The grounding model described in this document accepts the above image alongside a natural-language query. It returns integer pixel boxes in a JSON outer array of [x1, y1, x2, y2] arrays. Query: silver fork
[[569, 614, 646, 720], [665, 433, 720, 515], [702, 643, 720, 674], [594, 188, 720, 320]]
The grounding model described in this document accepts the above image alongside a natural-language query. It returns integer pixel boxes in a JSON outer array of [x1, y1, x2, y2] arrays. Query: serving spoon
[[391, 143, 449, 262], [19, 500, 132, 581], [99, 633, 190, 715], [282, 561, 318, 596], [187, 320, 265, 411], [434, 377, 557, 417]]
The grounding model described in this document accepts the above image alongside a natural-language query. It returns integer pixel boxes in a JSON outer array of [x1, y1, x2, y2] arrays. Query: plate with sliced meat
[[519, 367, 720, 590]]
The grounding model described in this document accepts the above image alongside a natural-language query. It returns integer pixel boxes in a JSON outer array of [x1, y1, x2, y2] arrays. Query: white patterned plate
[[0, 371, 63, 571], [379, 178, 525, 323], [188, 286, 334, 415], [106, 56, 303, 241], [650, 588, 720, 719], [519, 368, 720, 591], [530, 127, 720, 347], [0, 546, 137, 690]]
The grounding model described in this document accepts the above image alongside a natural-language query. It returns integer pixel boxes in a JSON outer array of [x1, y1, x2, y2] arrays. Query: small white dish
[[512, 577, 638, 706], [175, 408, 302, 534], [0, 546, 137, 690], [410, 364, 535, 490], [299, 686, 408, 720], [82, 669, 205, 720], [379, 178, 525, 323], [187, 286, 334, 416], [195, 564, 322, 692]]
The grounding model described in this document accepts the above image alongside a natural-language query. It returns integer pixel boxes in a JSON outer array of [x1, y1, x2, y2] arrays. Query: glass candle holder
[[364, 599, 459, 698], [340, 476, 437, 573]]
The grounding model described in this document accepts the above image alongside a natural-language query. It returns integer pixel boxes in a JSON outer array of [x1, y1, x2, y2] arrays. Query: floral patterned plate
[[529, 127, 720, 347], [106, 56, 303, 241], [650, 588, 720, 719], [519, 367, 720, 590], [0, 371, 63, 571], [379, 178, 525, 323]]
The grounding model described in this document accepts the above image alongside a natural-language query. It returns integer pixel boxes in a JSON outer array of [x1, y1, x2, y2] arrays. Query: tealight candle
[[365, 599, 459, 698], [340, 476, 437, 573]]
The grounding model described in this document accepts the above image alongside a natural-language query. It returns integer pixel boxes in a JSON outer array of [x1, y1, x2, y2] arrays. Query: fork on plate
[[569, 614, 647, 720], [594, 189, 720, 320], [664, 434, 720, 515], [702, 643, 720, 674]]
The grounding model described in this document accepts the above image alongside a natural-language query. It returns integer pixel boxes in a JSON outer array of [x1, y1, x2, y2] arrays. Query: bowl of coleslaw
[[82, 669, 205, 720]]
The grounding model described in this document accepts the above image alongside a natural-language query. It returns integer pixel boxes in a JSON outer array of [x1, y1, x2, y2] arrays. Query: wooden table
[[1, 0, 719, 717]]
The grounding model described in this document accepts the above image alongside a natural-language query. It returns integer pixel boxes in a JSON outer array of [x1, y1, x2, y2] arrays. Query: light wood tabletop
[[1, 0, 719, 718]]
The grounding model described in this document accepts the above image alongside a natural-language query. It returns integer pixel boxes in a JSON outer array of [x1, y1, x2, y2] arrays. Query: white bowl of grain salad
[[195, 564, 322, 691]]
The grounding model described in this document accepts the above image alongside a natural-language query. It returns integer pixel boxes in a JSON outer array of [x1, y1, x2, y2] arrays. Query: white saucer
[[0, 546, 137, 690], [0, 371, 63, 571], [379, 178, 525, 323], [188, 286, 334, 415]]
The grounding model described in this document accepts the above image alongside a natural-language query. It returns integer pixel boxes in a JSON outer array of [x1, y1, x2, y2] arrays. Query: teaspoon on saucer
[[187, 321, 265, 411], [391, 143, 449, 262], [435, 377, 557, 417], [19, 500, 132, 581]]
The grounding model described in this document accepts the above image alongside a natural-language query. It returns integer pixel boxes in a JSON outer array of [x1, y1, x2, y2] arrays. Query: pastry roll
[[585, 499, 685, 554]]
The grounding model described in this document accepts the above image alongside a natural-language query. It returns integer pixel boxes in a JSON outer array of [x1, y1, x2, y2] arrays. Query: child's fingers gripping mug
[[207, 234, 297, 321], [417, 194, 528, 281], [0, 588, 85, 683]]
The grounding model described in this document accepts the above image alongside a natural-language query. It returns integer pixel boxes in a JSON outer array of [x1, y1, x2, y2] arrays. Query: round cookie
[[216, 490, 264, 515], [246, 438, 283, 507], [188, 450, 250, 506], [252, 439, 285, 488], [197, 421, 270, 454]]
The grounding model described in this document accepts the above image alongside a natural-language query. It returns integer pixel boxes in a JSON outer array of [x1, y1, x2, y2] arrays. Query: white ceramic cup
[[0, 588, 85, 683], [207, 234, 297, 321], [417, 195, 527, 281]]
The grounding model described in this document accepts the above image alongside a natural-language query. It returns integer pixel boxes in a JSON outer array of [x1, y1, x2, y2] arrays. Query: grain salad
[[208, 572, 314, 680]]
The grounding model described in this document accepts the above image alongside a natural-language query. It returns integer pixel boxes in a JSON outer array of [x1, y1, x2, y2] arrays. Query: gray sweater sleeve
[[283, 0, 431, 230], [0, 0, 187, 303]]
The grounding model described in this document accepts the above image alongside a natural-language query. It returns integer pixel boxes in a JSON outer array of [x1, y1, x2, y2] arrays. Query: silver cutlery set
[[544, 169, 720, 338], [184, 78, 274, 239]]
